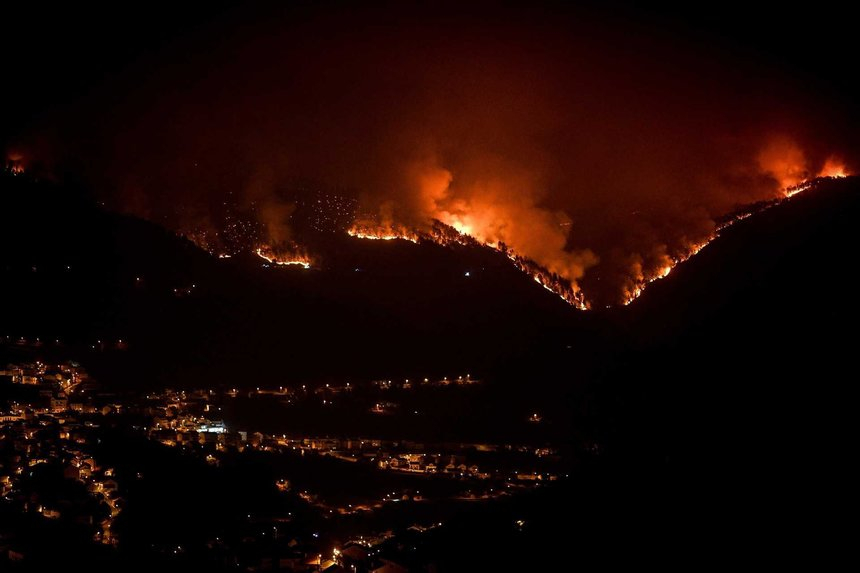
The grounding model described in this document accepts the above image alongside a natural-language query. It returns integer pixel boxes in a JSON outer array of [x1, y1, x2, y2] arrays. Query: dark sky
[[3, 2, 857, 304]]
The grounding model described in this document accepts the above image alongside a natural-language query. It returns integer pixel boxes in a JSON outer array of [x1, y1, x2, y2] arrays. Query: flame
[[621, 243, 707, 305], [758, 138, 808, 189], [619, 144, 852, 306], [5, 152, 25, 175], [438, 214, 475, 239], [819, 156, 848, 179], [503, 247, 589, 309], [622, 163, 851, 305], [784, 181, 813, 199], [181, 142, 851, 310], [347, 220, 589, 309], [783, 156, 849, 198], [347, 223, 419, 243], [254, 246, 313, 269]]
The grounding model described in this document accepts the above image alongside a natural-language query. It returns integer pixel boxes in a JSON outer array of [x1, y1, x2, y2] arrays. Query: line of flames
[[620, 175, 844, 306], [182, 231, 313, 269], [503, 250, 589, 310], [347, 222, 589, 309], [347, 174, 848, 310], [346, 224, 419, 243], [254, 247, 312, 269]]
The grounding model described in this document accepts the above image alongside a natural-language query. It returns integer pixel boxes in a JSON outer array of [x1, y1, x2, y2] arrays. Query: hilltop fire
[[620, 242, 709, 306], [620, 162, 850, 306], [347, 223, 419, 243], [7, 0, 856, 321], [254, 246, 313, 269], [347, 167, 848, 310], [819, 158, 849, 179], [346, 220, 588, 309]]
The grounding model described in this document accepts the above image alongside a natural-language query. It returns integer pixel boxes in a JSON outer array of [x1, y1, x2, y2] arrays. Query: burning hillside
[[346, 169, 849, 310], [9, 6, 855, 311], [254, 246, 313, 269]]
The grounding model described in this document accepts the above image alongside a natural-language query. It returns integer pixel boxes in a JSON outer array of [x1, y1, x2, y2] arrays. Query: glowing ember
[[254, 247, 312, 269], [183, 229, 223, 255]]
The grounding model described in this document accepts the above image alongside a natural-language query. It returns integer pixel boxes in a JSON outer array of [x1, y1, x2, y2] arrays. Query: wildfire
[[184, 229, 223, 255], [254, 246, 313, 269], [784, 156, 847, 198], [5, 152, 25, 175], [621, 245, 707, 306], [181, 228, 313, 267], [347, 223, 419, 243], [504, 248, 588, 310], [819, 157, 848, 179], [346, 220, 588, 309], [622, 163, 851, 306], [784, 181, 813, 199], [192, 154, 850, 311]]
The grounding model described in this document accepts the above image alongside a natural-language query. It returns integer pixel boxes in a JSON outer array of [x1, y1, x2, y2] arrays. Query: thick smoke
[[9, 4, 855, 304], [758, 137, 810, 189], [404, 155, 599, 286]]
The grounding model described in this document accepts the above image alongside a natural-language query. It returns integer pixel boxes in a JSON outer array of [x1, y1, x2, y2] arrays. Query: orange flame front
[[347, 223, 419, 243], [254, 246, 313, 269]]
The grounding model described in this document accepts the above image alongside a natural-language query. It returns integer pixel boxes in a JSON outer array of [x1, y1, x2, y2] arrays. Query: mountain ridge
[[2, 172, 858, 395]]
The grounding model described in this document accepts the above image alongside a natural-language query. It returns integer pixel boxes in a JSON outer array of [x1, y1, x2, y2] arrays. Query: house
[[63, 464, 80, 480], [341, 544, 369, 567], [42, 507, 61, 519], [50, 397, 68, 412], [101, 478, 119, 492], [176, 431, 199, 443], [219, 432, 243, 449], [0, 474, 12, 496], [248, 432, 265, 447]]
